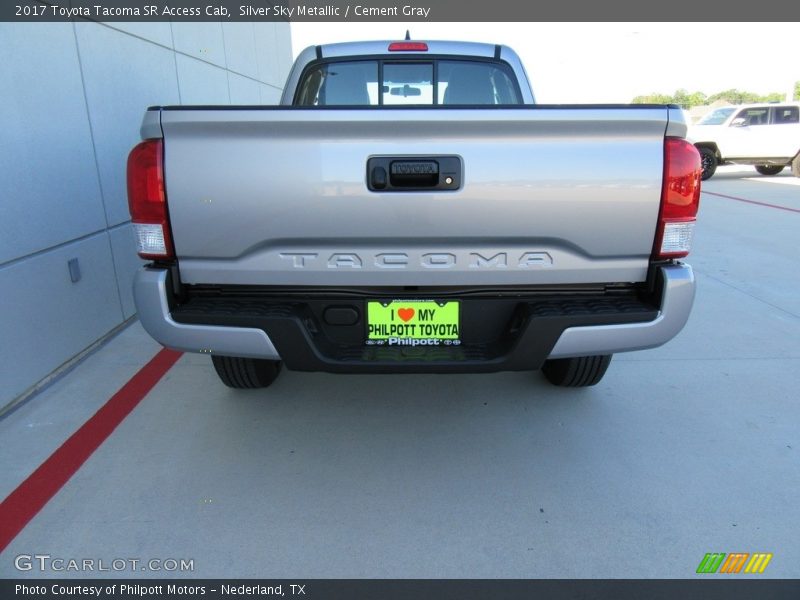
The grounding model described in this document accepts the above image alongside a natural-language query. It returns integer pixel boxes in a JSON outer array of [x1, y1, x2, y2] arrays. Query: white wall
[[0, 21, 293, 407]]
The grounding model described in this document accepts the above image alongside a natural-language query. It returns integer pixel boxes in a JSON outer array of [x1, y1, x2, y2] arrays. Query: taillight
[[388, 42, 428, 51], [653, 137, 701, 260], [127, 139, 174, 259]]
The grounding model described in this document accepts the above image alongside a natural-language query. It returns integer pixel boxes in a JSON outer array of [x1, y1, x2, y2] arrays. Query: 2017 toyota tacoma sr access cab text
[[127, 40, 701, 389]]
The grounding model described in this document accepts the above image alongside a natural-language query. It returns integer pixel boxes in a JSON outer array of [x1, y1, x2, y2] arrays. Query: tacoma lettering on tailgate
[[278, 252, 554, 269]]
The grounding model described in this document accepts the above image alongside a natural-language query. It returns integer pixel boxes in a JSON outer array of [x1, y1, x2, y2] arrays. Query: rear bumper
[[133, 264, 694, 372], [548, 263, 695, 358], [133, 268, 281, 360]]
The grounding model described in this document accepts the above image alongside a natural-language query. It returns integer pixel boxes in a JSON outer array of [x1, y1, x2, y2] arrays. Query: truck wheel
[[541, 355, 612, 387], [212, 355, 282, 389], [792, 153, 800, 177], [698, 147, 717, 180], [755, 165, 784, 176]]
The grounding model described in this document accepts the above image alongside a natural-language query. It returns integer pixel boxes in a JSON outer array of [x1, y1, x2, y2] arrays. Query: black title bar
[[4, 0, 800, 21], [4, 579, 800, 600]]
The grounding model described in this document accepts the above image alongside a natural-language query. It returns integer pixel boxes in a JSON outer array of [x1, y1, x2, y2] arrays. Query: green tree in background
[[631, 93, 674, 104], [706, 89, 761, 104], [672, 89, 708, 107], [632, 86, 797, 107], [631, 90, 709, 107]]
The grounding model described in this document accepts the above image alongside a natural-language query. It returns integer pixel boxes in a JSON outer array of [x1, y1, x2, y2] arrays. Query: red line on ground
[[703, 190, 800, 214], [0, 347, 183, 553]]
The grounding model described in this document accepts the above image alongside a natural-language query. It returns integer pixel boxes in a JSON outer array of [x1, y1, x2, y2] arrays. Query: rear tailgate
[[157, 106, 677, 286]]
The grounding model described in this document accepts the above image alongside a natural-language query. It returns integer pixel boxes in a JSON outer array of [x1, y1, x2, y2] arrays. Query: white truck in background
[[689, 102, 800, 180]]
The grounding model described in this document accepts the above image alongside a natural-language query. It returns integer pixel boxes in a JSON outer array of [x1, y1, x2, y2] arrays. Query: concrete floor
[[1, 165, 798, 578]]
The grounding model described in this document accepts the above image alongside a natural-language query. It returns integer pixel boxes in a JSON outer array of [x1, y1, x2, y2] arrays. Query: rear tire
[[755, 165, 784, 176], [212, 355, 282, 389], [541, 355, 612, 387], [698, 147, 717, 180]]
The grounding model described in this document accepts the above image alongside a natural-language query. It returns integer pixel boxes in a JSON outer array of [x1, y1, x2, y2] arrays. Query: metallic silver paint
[[548, 264, 696, 358], [665, 107, 689, 138], [140, 110, 162, 140], [177, 248, 645, 287], [160, 107, 669, 286], [133, 268, 280, 359]]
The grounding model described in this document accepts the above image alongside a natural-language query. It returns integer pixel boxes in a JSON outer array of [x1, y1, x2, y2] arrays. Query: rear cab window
[[295, 58, 522, 106]]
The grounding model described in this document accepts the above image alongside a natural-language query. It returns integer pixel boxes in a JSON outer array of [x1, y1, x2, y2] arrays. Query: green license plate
[[367, 300, 460, 343]]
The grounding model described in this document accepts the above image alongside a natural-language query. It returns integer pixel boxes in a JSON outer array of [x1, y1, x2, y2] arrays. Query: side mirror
[[730, 117, 747, 127]]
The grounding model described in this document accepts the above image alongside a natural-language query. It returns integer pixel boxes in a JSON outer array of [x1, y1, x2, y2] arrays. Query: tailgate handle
[[367, 156, 461, 192], [389, 160, 439, 187]]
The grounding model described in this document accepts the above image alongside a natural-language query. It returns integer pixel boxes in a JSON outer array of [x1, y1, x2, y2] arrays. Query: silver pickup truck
[[127, 39, 701, 389]]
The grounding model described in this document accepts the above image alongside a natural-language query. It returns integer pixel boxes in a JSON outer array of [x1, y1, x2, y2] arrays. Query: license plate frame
[[366, 300, 461, 345]]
